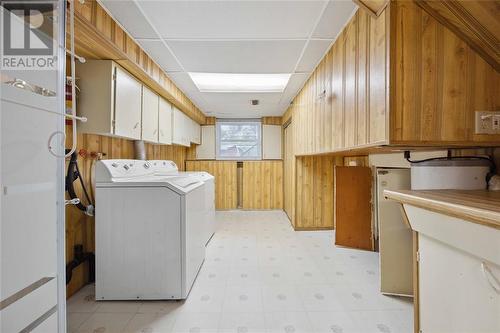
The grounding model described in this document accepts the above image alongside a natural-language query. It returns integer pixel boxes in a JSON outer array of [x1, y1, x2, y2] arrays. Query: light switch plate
[[475, 111, 500, 134]]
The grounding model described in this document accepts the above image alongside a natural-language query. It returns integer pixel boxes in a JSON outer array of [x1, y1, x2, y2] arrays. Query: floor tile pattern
[[68, 211, 413, 333]]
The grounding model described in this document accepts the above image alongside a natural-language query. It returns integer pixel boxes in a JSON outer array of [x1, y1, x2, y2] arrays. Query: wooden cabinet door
[[114, 66, 142, 139], [158, 97, 172, 144], [335, 166, 374, 250], [141, 86, 159, 143]]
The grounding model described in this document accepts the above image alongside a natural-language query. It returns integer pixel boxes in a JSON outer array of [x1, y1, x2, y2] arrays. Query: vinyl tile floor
[[67, 210, 413, 333]]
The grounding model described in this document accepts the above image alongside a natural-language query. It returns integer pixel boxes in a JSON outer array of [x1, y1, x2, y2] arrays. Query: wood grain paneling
[[185, 161, 238, 210], [262, 117, 282, 125], [355, 0, 390, 17], [416, 0, 500, 71], [242, 161, 283, 210], [283, 123, 295, 224], [287, 9, 390, 156], [65, 125, 188, 298], [391, 0, 500, 145], [294, 155, 343, 230], [70, 0, 205, 124]]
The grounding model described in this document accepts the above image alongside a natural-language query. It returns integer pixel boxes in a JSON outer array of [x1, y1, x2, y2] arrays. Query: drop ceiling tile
[[167, 40, 305, 73], [137, 40, 183, 72], [313, 1, 357, 39], [280, 73, 310, 105], [295, 39, 332, 72], [201, 92, 282, 106], [137, 1, 326, 39], [100, 0, 157, 39]]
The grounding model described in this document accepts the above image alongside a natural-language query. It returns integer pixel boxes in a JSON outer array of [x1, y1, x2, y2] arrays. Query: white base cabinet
[[405, 205, 500, 333]]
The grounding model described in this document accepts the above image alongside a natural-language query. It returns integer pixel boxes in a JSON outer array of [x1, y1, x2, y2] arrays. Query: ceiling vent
[[251, 99, 259, 106]]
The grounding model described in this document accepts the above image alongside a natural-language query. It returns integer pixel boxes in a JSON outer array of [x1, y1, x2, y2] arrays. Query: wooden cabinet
[[158, 97, 172, 144], [262, 125, 282, 160], [141, 86, 159, 143], [77, 60, 143, 140], [283, 1, 500, 155]]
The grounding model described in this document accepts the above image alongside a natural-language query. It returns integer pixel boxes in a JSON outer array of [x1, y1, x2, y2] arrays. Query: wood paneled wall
[[294, 156, 343, 230], [283, 2, 500, 156], [262, 117, 283, 125], [283, 8, 389, 155], [242, 161, 283, 210], [391, 0, 500, 145], [415, 0, 500, 71], [71, 0, 205, 123], [185, 161, 238, 210], [65, 126, 188, 297]]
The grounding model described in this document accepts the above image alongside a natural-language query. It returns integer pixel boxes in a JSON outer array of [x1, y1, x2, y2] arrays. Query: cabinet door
[[262, 125, 282, 159], [172, 107, 190, 147], [141, 86, 159, 143], [335, 166, 374, 251], [158, 98, 172, 144], [114, 66, 142, 139], [190, 119, 201, 144], [196, 126, 215, 159]]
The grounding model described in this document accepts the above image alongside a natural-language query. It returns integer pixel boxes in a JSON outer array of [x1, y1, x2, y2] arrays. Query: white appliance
[[149, 160, 216, 245], [376, 168, 413, 297], [94, 159, 206, 300], [411, 158, 490, 190]]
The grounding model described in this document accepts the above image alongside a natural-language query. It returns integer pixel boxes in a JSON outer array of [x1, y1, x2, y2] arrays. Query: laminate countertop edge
[[384, 190, 500, 230]]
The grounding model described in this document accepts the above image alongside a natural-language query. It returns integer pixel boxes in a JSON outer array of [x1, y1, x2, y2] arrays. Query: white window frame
[[216, 119, 262, 160]]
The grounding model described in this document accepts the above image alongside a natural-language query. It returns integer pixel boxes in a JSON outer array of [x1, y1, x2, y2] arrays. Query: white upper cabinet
[[114, 66, 142, 140], [262, 124, 282, 159], [172, 107, 190, 147], [158, 98, 172, 144], [141, 86, 159, 143], [196, 126, 216, 159], [76, 60, 142, 140], [190, 118, 201, 144]]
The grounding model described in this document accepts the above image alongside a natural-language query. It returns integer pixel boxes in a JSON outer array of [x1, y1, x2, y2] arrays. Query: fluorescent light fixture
[[189, 72, 291, 93]]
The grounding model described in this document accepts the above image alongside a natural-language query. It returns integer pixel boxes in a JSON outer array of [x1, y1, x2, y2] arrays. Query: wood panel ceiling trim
[[69, 1, 206, 124]]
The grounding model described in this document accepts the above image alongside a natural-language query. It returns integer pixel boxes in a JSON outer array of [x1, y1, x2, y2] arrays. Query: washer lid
[[167, 177, 204, 193]]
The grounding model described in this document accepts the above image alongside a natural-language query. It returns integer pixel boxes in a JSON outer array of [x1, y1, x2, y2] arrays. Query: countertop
[[384, 189, 500, 230]]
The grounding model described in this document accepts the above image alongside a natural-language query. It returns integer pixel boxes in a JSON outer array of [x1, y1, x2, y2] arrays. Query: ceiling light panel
[[189, 73, 291, 93]]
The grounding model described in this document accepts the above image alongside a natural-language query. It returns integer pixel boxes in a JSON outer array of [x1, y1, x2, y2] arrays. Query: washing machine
[[94, 159, 205, 300], [149, 160, 216, 245]]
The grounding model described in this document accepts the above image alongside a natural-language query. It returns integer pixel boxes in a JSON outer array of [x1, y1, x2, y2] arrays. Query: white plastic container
[[411, 159, 490, 190]]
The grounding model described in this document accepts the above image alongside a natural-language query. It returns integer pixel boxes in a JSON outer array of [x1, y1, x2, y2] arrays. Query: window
[[216, 120, 262, 160]]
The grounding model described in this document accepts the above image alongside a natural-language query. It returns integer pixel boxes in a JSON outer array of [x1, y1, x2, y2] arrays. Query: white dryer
[[94, 159, 205, 300], [149, 160, 216, 245]]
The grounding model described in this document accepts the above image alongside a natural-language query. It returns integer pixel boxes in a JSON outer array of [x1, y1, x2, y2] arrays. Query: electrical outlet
[[475, 111, 500, 134]]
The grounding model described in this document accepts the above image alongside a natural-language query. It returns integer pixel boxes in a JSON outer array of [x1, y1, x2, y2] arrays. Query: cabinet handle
[[481, 262, 500, 294], [133, 122, 139, 129], [153, 129, 158, 135]]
